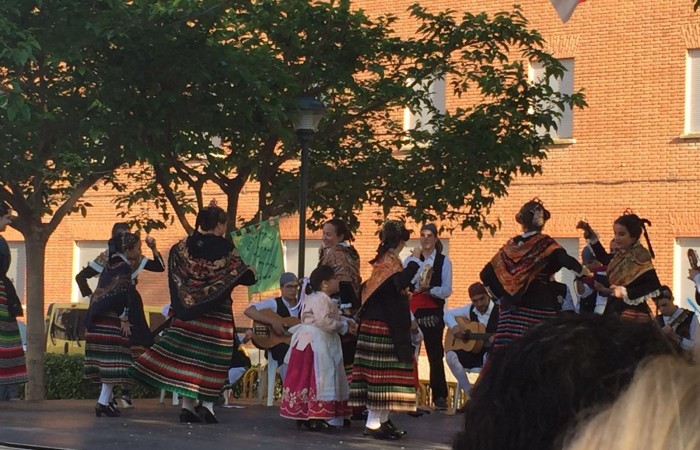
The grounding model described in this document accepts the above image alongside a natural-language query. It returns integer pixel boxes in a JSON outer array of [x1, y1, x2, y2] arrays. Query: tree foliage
[[110, 0, 585, 236]]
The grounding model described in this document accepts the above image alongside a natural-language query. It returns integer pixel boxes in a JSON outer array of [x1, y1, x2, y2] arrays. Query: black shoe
[[433, 397, 448, 410], [363, 424, 401, 440], [120, 394, 133, 409], [95, 402, 120, 418], [455, 404, 469, 414], [194, 405, 218, 424], [179, 408, 202, 423], [382, 420, 406, 436]]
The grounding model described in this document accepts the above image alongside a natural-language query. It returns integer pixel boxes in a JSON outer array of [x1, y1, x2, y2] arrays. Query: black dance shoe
[[95, 402, 121, 418], [179, 408, 202, 423], [381, 420, 406, 437], [195, 405, 218, 424], [363, 424, 401, 440]]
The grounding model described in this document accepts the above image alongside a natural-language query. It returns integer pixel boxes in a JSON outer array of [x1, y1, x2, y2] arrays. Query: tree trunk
[[23, 233, 47, 401]]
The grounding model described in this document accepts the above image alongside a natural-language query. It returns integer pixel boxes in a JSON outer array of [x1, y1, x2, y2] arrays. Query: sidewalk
[[0, 399, 460, 450]]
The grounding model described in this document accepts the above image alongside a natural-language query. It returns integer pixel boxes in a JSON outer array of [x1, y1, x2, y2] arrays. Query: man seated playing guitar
[[443, 282, 499, 412], [244, 272, 301, 382], [653, 286, 698, 357]]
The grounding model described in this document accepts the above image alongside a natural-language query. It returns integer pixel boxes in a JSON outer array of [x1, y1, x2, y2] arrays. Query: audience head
[[515, 198, 551, 233], [565, 355, 700, 450], [453, 314, 675, 450]]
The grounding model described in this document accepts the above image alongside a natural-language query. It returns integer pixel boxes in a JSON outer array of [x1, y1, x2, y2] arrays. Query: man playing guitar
[[244, 272, 301, 382], [653, 286, 698, 357], [443, 282, 499, 413]]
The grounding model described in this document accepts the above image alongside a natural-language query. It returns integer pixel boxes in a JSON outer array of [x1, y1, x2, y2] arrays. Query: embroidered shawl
[[491, 234, 562, 296], [319, 244, 361, 297], [85, 257, 132, 328], [607, 242, 655, 288], [169, 238, 248, 316], [361, 250, 403, 303]]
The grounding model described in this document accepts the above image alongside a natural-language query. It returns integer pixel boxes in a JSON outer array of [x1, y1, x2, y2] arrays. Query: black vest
[[656, 309, 695, 341], [469, 303, 500, 334], [274, 296, 291, 318], [426, 253, 445, 287]]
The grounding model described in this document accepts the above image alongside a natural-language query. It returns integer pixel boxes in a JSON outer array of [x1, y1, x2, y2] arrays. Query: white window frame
[[72, 241, 106, 302], [674, 238, 700, 312], [530, 59, 575, 140], [282, 239, 323, 280], [403, 75, 446, 132], [685, 49, 700, 135], [7, 242, 26, 304]]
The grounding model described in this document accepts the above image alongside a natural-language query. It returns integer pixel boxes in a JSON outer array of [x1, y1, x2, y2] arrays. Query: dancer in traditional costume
[[76, 222, 163, 408], [84, 231, 152, 417], [129, 204, 254, 424], [280, 265, 357, 430], [350, 220, 421, 440], [577, 212, 660, 322], [0, 202, 26, 401], [481, 199, 588, 350]]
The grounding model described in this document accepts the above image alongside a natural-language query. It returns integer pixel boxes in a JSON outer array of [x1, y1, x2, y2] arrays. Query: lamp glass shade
[[292, 97, 326, 132]]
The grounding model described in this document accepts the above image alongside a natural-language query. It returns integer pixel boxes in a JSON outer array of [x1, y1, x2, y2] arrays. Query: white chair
[[265, 358, 278, 406], [450, 367, 481, 415]]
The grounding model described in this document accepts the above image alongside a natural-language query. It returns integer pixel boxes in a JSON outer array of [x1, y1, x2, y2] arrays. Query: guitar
[[688, 249, 700, 271], [243, 309, 300, 350], [444, 318, 494, 354]]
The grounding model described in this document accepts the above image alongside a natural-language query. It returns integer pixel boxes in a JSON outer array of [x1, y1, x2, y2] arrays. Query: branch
[[153, 165, 194, 235]]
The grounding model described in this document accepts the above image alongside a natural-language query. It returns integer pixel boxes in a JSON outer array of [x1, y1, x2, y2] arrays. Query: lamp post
[[292, 97, 326, 279]]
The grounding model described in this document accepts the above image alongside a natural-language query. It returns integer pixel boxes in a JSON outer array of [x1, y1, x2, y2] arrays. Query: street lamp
[[291, 96, 326, 279]]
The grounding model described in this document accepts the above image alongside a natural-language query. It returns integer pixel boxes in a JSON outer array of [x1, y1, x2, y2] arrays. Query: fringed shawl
[[491, 234, 562, 296], [319, 244, 362, 297], [607, 242, 655, 289], [361, 250, 403, 303], [168, 237, 248, 320], [85, 256, 132, 329]]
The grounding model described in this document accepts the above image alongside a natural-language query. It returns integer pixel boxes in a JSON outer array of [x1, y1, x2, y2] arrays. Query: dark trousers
[[415, 308, 448, 400]]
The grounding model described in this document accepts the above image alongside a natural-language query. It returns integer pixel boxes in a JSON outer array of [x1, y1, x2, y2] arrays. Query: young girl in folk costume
[[350, 220, 422, 441], [84, 232, 152, 417], [0, 202, 26, 401], [481, 199, 588, 350], [129, 203, 255, 424], [280, 265, 357, 430], [76, 222, 164, 409], [577, 212, 661, 322]]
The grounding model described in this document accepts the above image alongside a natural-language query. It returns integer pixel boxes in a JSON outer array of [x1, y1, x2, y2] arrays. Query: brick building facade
[[4, 0, 700, 328]]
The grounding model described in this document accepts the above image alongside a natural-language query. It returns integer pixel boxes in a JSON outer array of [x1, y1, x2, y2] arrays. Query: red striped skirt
[[84, 312, 133, 384], [493, 306, 558, 351], [0, 281, 27, 386]]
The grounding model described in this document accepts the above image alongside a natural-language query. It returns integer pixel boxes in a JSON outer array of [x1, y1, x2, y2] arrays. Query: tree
[[113, 0, 585, 237], [0, 0, 133, 399]]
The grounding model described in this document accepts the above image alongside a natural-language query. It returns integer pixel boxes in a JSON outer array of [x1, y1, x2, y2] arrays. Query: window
[[283, 239, 323, 279], [7, 242, 26, 304], [685, 50, 700, 134], [530, 59, 575, 140], [674, 238, 700, 311], [552, 238, 580, 310], [403, 76, 446, 132], [72, 241, 106, 302]]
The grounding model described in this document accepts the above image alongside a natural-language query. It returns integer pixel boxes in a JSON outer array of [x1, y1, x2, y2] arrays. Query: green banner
[[231, 217, 284, 298]]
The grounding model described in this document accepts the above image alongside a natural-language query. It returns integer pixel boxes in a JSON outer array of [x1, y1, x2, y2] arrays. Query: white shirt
[[404, 249, 453, 300], [662, 308, 699, 351], [252, 297, 301, 319], [444, 300, 495, 330]]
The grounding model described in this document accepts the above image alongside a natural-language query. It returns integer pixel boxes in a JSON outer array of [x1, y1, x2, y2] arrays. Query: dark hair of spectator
[[306, 264, 336, 294], [325, 218, 354, 242], [453, 314, 674, 450]]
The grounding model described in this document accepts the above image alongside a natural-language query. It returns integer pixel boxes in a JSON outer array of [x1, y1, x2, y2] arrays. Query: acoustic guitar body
[[444, 317, 492, 354], [250, 309, 300, 350]]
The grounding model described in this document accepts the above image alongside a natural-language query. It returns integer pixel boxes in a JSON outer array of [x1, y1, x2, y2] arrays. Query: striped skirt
[[84, 312, 133, 384], [0, 281, 27, 386], [349, 319, 416, 412], [492, 306, 558, 351], [128, 302, 233, 402]]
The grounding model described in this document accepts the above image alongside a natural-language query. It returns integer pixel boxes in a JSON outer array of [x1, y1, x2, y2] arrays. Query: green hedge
[[43, 353, 160, 400]]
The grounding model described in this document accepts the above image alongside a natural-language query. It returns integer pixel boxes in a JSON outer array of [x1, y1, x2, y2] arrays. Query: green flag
[[231, 217, 284, 298]]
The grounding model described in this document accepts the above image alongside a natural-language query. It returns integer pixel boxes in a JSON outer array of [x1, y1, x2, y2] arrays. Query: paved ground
[[0, 399, 461, 450]]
